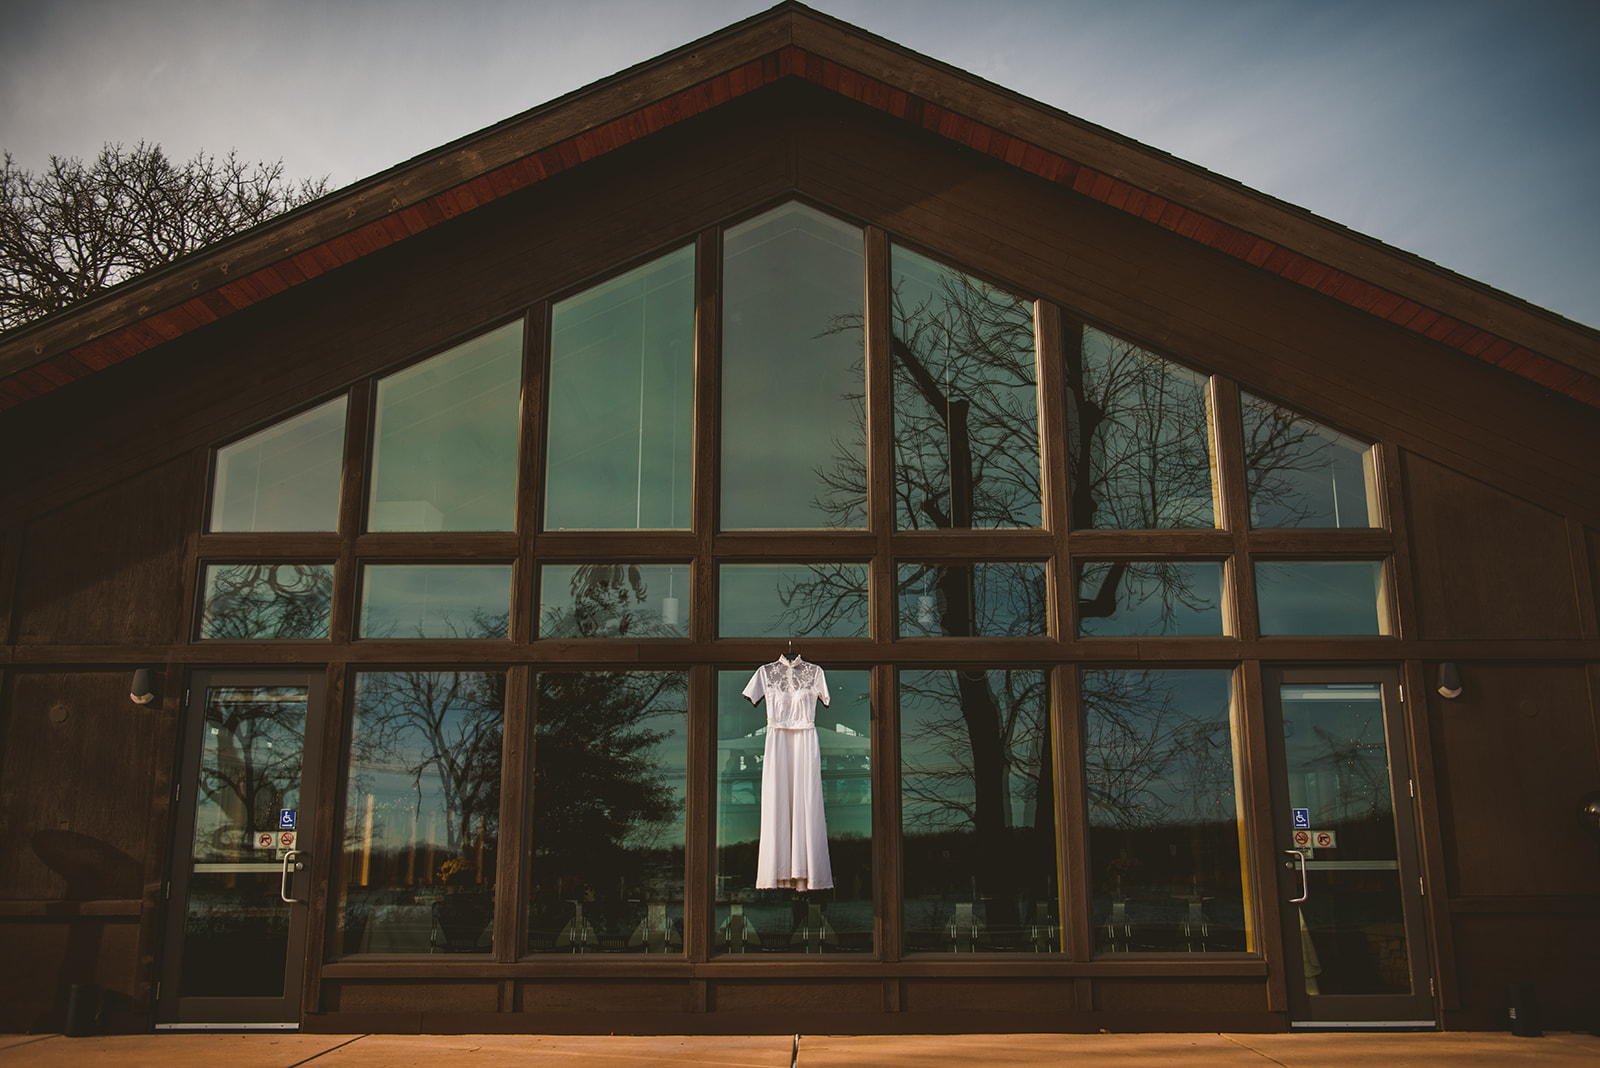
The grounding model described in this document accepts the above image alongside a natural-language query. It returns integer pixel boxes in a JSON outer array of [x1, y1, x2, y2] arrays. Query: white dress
[[743, 655, 833, 891]]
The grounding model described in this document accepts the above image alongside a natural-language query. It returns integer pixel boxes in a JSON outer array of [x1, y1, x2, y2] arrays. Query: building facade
[[2, 4, 1597, 1036]]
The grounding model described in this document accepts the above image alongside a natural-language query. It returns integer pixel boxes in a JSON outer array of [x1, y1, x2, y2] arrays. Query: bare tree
[[1, 141, 329, 330]]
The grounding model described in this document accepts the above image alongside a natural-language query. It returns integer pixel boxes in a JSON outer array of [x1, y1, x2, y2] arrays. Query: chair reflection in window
[[1175, 883, 1214, 952], [791, 899, 838, 953], [719, 904, 762, 953], [1028, 902, 1056, 953], [629, 902, 682, 953], [1104, 877, 1131, 952], [946, 902, 982, 952], [556, 900, 597, 953]]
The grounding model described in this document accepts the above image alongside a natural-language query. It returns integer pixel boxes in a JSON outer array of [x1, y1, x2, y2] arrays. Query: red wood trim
[[4, 44, 1595, 416]]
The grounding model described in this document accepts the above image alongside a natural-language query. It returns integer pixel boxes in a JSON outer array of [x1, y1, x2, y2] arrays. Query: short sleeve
[[742, 667, 766, 706], [816, 667, 830, 707]]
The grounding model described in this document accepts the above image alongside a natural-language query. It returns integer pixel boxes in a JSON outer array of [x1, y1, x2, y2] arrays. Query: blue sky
[[2, 0, 1596, 327]]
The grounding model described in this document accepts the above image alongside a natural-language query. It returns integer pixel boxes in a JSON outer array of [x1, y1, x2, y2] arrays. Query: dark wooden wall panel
[[1426, 663, 1600, 898], [1448, 914, 1600, 1030], [322, 979, 498, 1013], [1402, 454, 1581, 641], [1092, 978, 1269, 1013], [900, 979, 1073, 1013], [0, 917, 141, 1032], [519, 979, 690, 1014], [13, 457, 194, 645], [709, 979, 882, 1013], [0, 671, 167, 900]]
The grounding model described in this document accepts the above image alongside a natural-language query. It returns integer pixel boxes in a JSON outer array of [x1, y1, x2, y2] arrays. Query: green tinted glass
[[210, 397, 346, 532], [368, 322, 522, 532], [721, 204, 866, 529], [545, 247, 694, 530]]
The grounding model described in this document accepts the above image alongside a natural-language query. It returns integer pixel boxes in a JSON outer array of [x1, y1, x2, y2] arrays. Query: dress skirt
[[757, 725, 833, 891]]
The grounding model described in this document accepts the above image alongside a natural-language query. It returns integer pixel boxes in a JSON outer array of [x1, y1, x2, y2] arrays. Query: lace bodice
[[743, 655, 830, 730]]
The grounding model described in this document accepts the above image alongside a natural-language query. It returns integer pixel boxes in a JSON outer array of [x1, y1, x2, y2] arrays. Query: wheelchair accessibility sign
[[279, 809, 297, 831], [1292, 808, 1310, 830]]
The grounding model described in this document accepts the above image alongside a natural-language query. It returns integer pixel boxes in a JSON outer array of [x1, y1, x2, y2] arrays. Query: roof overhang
[[3, 1, 1597, 412]]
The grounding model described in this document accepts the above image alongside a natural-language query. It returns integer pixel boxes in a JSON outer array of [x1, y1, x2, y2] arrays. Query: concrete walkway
[[3, 1031, 1599, 1068]]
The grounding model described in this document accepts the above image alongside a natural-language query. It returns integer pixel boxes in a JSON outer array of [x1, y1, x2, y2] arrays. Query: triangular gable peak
[[1, 1, 1596, 411]]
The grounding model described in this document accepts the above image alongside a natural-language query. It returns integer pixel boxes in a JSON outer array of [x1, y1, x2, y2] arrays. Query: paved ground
[[3, 1031, 1599, 1068]]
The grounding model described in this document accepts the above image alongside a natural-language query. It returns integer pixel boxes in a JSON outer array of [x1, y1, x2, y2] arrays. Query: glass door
[[158, 671, 326, 1026], [1264, 669, 1433, 1027]]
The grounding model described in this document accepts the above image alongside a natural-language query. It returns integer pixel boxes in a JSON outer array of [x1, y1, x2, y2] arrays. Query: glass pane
[[1082, 670, 1249, 953], [210, 397, 346, 532], [198, 563, 334, 640], [900, 669, 1060, 952], [538, 564, 690, 638], [183, 686, 306, 994], [527, 671, 688, 954], [368, 322, 522, 532], [716, 668, 873, 954], [545, 248, 694, 530], [1242, 394, 1379, 529], [1256, 560, 1388, 635], [1064, 328, 1216, 530], [358, 565, 512, 639], [1077, 561, 1225, 637], [719, 563, 869, 638], [896, 562, 1048, 637], [336, 672, 504, 955], [1280, 682, 1410, 994], [893, 246, 1041, 529], [721, 203, 866, 530]]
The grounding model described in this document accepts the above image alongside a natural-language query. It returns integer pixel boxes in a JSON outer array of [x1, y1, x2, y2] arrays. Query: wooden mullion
[[1377, 441, 1417, 640], [494, 665, 531, 962], [872, 662, 902, 961], [175, 448, 210, 646], [1054, 664, 1090, 959], [864, 225, 895, 649], [885, 531, 1058, 559], [684, 663, 714, 963], [1241, 530, 1395, 555], [1063, 530, 1235, 557], [330, 383, 372, 645], [1237, 660, 1287, 1012], [1209, 379, 1258, 640], [692, 226, 721, 646], [195, 534, 344, 557], [350, 534, 521, 559], [533, 533, 699, 558], [302, 665, 343, 1016]]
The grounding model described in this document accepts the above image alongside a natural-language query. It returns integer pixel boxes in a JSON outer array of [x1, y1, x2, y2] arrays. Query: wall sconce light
[[1578, 791, 1600, 842], [1436, 662, 1463, 700], [130, 669, 158, 706]]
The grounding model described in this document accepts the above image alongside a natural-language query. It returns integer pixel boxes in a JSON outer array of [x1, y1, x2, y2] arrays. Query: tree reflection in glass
[[719, 563, 870, 638], [1065, 327, 1216, 531], [358, 565, 512, 639], [545, 247, 694, 530], [891, 247, 1041, 530], [198, 563, 333, 639], [183, 686, 306, 995], [1241, 393, 1379, 529], [715, 670, 872, 954], [1082, 669, 1248, 953], [900, 669, 1059, 952], [1075, 561, 1224, 637], [527, 671, 687, 954], [722, 203, 865, 530], [336, 671, 504, 955], [895, 562, 1048, 638]]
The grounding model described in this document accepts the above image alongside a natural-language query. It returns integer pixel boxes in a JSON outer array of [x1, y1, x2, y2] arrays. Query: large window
[[201, 197, 1401, 968]]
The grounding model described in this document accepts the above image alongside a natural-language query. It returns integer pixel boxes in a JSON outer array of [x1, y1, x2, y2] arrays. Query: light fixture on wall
[[130, 669, 158, 706], [1437, 662, 1463, 700]]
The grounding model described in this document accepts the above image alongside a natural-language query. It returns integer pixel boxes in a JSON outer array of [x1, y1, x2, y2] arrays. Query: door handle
[[1283, 849, 1308, 903], [280, 848, 306, 904]]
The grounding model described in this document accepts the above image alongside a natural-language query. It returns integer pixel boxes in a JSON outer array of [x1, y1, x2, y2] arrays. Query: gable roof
[[2, 1, 1597, 413]]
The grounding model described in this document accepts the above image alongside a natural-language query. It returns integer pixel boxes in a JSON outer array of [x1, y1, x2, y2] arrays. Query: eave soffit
[[1, 0, 1596, 413]]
